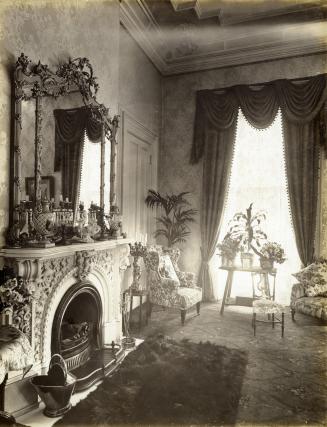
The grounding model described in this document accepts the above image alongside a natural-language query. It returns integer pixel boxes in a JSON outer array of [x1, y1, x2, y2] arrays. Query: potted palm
[[145, 190, 197, 247], [217, 234, 240, 267], [227, 203, 267, 268]]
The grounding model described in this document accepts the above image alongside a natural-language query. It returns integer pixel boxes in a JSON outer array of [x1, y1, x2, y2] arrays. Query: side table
[[219, 265, 277, 315], [123, 288, 150, 331]]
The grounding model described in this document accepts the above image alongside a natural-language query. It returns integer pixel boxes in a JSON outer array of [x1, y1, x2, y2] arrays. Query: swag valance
[[192, 74, 327, 163], [192, 74, 327, 301], [54, 107, 104, 208], [54, 106, 103, 171]]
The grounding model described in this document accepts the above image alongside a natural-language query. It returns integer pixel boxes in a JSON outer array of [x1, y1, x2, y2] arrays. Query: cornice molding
[[164, 37, 327, 75], [120, 0, 168, 73], [121, 108, 158, 143], [120, 0, 327, 76]]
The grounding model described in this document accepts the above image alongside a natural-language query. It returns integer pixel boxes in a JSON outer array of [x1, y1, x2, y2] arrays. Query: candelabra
[[129, 242, 147, 291]]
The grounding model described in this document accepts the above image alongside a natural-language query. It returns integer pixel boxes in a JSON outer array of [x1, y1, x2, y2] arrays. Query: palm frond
[[168, 192, 191, 208], [174, 208, 197, 224], [156, 216, 173, 227], [145, 190, 171, 215], [145, 189, 196, 246]]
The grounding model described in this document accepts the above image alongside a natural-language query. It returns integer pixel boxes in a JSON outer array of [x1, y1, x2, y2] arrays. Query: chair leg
[[291, 308, 295, 321], [196, 302, 200, 315], [281, 312, 285, 337], [253, 313, 256, 336], [181, 310, 186, 326]]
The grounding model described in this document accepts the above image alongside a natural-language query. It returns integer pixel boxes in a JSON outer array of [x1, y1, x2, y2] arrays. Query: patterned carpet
[[56, 335, 247, 426], [130, 302, 327, 426]]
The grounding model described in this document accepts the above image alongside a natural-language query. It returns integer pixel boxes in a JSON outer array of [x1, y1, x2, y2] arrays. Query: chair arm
[[161, 277, 180, 292], [148, 272, 180, 293], [290, 283, 306, 308], [176, 271, 196, 288]]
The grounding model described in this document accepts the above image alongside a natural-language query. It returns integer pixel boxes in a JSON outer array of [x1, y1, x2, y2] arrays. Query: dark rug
[[56, 334, 248, 426]]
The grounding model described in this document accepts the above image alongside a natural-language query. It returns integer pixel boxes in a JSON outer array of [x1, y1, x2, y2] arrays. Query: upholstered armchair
[[144, 247, 202, 325]]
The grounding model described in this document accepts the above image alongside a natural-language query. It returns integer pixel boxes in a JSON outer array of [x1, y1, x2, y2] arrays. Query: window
[[212, 110, 301, 304], [79, 132, 111, 212]]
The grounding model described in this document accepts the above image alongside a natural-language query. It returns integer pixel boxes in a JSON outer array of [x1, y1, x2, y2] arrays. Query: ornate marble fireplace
[[0, 240, 130, 376]]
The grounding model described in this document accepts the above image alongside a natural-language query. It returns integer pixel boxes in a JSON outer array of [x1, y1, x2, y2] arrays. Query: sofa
[[290, 260, 327, 321]]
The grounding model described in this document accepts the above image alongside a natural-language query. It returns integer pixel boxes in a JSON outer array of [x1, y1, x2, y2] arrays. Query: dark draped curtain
[[54, 107, 103, 210], [192, 74, 327, 301]]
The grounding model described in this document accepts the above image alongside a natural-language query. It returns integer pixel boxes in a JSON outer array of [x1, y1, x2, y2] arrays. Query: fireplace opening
[[51, 283, 102, 373], [51, 281, 125, 391]]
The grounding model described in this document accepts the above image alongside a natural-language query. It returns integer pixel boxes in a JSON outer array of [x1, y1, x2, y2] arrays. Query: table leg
[[263, 273, 270, 299], [281, 312, 284, 337], [139, 295, 143, 330], [145, 296, 149, 325], [272, 313, 275, 328], [129, 294, 133, 328], [253, 313, 256, 336], [227, 275, 233, 298], [220, 271, 233, 315]]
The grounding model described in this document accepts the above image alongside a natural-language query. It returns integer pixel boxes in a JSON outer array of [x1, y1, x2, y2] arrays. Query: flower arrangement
[[217, 235, 240, 260], [259, 242, 286, 264], [0, 269, 32, 312], [227, 203, 267, 253]]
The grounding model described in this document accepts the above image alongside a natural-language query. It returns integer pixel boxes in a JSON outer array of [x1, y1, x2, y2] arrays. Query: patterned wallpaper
[[0, 0, 120, 247], [161, 54, 327, 274]]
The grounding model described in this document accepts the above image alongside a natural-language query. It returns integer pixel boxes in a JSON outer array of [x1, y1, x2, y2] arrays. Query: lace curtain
[[192, 75, 327, 301]]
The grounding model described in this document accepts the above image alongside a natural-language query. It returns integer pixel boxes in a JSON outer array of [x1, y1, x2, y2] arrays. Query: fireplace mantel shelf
[[0, 238, 132, 260]]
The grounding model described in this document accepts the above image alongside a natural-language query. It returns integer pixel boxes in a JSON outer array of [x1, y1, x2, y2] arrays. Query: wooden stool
[[252, 299, 285, 337]]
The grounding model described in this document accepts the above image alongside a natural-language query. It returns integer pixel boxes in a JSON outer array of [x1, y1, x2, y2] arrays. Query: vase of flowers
[[0, 269, 32, 327], [258, 242, 286, 270], [217, 235, 240, 267]]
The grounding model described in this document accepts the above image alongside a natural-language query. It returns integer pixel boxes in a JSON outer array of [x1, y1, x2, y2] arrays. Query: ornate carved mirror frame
[[9, 54, 119, 245]]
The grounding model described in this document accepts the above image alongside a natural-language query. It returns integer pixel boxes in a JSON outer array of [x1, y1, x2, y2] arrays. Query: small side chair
[[144, 247, 202, 325]]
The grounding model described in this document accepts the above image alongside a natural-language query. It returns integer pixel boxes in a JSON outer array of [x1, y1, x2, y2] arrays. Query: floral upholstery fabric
[[144, 247, 202, 310], [163, 247, 197, 288], [290, 283, 306, 309], [158, 255, 180, 283], [176, 271, 196, 288], [292, 261, 327, 297], [290, 282, 327, 321], [176, 287, 202, 309], [0, 326, 33, 383], [253, 299, 285, 314], [292, 296, 327, 321]]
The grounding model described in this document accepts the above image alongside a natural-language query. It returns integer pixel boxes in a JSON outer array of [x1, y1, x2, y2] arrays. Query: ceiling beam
[[170, 0, 197, 11]]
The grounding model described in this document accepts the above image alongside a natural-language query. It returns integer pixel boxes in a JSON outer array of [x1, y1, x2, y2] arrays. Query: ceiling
[[120, 0, 327, 75]]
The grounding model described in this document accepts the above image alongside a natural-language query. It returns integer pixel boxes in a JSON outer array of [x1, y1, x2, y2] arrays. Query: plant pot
[[221, 255, 235, 268], [241, 252, 253, 269], [260, 258, 274, 270]]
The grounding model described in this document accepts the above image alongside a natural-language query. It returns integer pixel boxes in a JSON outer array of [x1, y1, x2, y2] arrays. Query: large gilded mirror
[[8, 54, 120, 248]]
